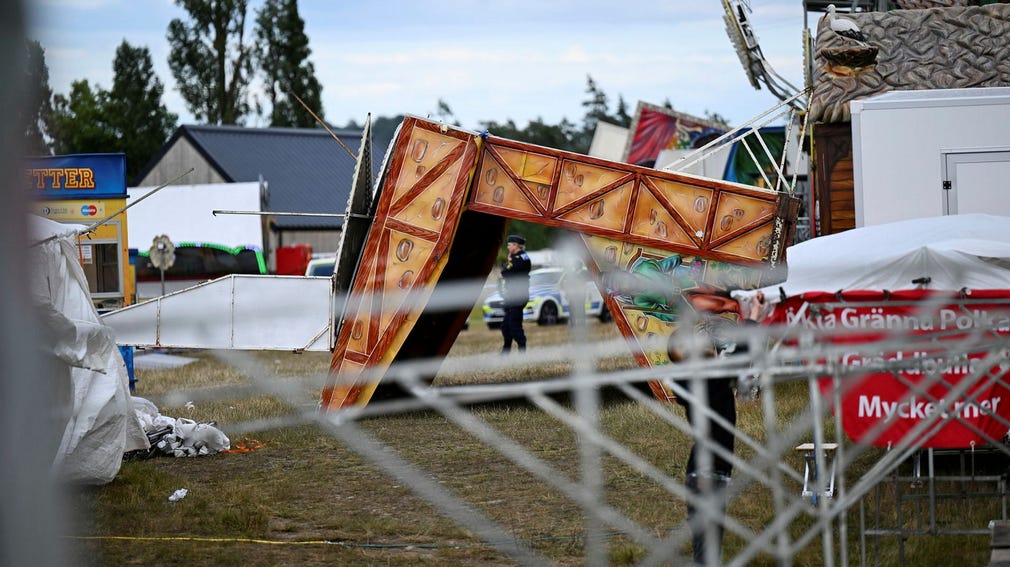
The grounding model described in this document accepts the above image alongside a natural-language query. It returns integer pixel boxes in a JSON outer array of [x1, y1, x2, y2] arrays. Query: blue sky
[[29, 0, 814, 131]]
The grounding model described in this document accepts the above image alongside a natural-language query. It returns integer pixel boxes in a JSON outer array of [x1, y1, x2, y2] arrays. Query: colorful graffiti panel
[[623, 101, 727, 167], [581, 234, 770, 401]]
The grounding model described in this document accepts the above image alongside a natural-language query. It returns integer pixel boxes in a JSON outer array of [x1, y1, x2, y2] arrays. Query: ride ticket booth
[[27, 153, 135, 312]]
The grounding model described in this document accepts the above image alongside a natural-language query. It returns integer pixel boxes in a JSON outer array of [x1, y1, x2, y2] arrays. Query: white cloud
[[559, 46, 591, 64], [31, 0, 809, 131]]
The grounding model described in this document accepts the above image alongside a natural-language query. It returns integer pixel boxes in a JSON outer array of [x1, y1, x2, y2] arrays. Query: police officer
[[499, 234, 531, 354]]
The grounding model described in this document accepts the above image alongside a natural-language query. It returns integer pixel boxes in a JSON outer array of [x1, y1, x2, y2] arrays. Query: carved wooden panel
[[469, 136, 794, 274], [322, 118, 480, 409], [323, 118, 801, 411], [809, 4, 1010, 124]]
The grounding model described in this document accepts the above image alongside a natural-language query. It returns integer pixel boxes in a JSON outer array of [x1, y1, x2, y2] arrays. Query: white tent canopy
[[29, 215, 84, 245], [29, 215, 148, 484], [762, 214, 1010, 299]]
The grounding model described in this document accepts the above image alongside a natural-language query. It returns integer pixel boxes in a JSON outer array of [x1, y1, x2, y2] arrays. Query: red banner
[[768, 290, 1010, 448]]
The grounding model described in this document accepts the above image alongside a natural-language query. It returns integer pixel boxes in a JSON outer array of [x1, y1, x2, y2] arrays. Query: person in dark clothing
[[669, 290, 765, 566], [499, 234, 531, 354]]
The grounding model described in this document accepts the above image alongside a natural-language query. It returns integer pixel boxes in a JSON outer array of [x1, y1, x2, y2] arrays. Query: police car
[[482, 267, 608, 329]]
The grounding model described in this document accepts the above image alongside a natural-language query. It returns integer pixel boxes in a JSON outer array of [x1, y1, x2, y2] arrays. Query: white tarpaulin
[[29, 215, 148, 484], [760, 214, 1010, 299], [126, 182, 263, 249]]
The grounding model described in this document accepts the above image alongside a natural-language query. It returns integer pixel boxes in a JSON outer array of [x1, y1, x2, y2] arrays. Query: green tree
[[581, 74, 610, 132], [434, 98, 458, 126], [23, 39, 52, 155], [351, 114, 403, 155], [574, 75, 634, 153], [339, 113, 402, 173], [168, 0, 254, 125], [48, 42, 176, 184], [48, 80, 117, 155], [614, 95, 632, 128], [479, 117, 582, 153], [107, 41, 178, 182], [704, 109, 731, 128], [255, 0, 323, 127], [504, 219, 554, 252]]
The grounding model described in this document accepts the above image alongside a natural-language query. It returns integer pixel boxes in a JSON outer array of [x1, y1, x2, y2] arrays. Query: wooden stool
[[796, 442, 839, 502], [990, 520, 1010, 566]]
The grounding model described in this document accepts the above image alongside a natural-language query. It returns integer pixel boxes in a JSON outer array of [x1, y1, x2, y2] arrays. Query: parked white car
[[482, 267, 609, 329], [304, 255, 336, 277]]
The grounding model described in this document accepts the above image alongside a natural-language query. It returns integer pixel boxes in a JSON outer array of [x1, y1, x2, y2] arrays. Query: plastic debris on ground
[[127, 396, 231, 459], [168, 488, 188, 502]]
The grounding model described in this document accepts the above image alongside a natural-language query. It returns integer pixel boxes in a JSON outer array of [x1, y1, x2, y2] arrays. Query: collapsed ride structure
[[321, 116, 800, 410]]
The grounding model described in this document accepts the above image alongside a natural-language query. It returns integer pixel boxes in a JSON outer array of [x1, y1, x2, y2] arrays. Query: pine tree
[[580, 75, 611, 131], [168, 0, 254, 125], [48, 41, 176, 184], [434, 98, 458, 126], [479, 117, 581, 153], [614, 95, 632, 128], [704, 110, 731, 128], [23, 40, 52, 155], [107, 42, 178, 183], [573, 75, 613, 154], [255, 0, 323, 127]]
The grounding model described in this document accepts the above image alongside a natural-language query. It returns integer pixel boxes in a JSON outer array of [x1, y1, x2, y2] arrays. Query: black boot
[[686, 472, 731, 566]]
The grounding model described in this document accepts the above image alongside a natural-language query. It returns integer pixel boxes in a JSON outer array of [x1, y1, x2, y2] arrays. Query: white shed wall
[[851, 87, 1010, 227], [588, 121, 630, 162], [136, 137, 227, 187]]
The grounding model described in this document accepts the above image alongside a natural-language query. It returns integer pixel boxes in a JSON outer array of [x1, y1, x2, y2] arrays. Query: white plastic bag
[[173, 418, 230, 454]]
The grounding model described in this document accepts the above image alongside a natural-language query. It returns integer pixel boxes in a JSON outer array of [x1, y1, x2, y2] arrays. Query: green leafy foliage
[[107, 42, 179, 182], [167, 0, 255, 125], [23, 40, 52, 155], [477, 75, 633, 156], [49, 80, 117, 156], [478, 75, 638, 249], [255, 0, 324, 127], [48, 42, 177, 184], [35, 4, 723, 198]]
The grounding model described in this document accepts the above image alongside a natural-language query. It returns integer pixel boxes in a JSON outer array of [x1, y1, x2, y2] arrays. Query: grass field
[[66, 316, 1002, 566]]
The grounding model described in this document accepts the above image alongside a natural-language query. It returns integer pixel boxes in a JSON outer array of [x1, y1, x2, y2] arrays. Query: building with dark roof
[[136, 124, 388, 264]]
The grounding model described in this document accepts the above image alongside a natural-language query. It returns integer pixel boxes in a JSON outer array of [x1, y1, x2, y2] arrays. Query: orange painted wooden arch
[[322, 117, 799, 410], [469, 135, 794, 269]]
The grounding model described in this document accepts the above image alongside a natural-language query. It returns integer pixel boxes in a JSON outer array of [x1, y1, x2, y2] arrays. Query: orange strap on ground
[[222, 438, 267, 453]]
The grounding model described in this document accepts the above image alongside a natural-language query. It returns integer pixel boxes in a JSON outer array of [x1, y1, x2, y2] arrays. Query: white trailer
[[851, 86, 1010, 227]]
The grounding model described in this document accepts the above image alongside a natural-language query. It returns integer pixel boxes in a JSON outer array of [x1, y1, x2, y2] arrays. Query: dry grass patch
[[67, 319, 1002, 565]]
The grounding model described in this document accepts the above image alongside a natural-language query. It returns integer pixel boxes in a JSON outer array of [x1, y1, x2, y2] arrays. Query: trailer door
[[942, 149, 1010, 215]]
